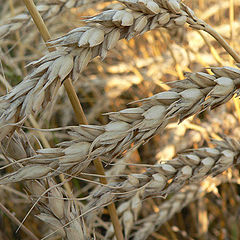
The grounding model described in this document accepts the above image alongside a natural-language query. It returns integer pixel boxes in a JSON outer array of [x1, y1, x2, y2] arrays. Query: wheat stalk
[[21, 1, 124, 239]]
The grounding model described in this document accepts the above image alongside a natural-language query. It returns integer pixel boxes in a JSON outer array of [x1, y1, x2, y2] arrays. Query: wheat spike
[[32, 180, 90, 240], [104, 177, 226, 240], [1, 0, 225, 140], [85, 137, 240, 212], [1, 67, 240, 181], [131, 177, 229, 240]]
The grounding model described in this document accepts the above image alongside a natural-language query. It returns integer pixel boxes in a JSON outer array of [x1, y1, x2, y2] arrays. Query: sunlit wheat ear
[[105, 180, 219, 240], [1, 0, 185, 140], [85, 137, 240, 211], [1, 66, 240, 181], [1, 0, 238, 140]]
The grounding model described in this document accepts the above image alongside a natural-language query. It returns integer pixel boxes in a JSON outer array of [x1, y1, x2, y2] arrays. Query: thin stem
[[22, 0, 123, 239], [204, 24, 240, 63], [159, 30, 184, 80]]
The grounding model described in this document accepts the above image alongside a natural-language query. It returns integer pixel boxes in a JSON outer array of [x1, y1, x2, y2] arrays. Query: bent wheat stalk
[[21, 0, 123, 239]]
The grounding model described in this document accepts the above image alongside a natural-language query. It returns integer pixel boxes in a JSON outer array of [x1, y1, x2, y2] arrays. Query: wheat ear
[[85, 136, 240, 211], [104, 177, 227, 240], [1, 133, 90, 240], [2, 0, 239, 140], [29, 179, 90, 240], [1, 66, 240, 181], [131, 176, 232, 240]]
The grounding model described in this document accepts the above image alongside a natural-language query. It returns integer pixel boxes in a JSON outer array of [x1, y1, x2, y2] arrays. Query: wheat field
[[0, 0, 240, 239]]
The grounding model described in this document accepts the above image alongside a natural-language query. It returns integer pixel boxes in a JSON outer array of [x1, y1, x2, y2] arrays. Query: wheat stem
[[204, 24, 240, 63], [22, 0, 123, 239]]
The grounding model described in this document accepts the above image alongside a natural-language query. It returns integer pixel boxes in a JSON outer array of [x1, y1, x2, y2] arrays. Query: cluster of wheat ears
[[0, 0, 240, 239]]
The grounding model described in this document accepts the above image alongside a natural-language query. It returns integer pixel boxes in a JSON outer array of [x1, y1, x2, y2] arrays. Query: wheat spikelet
[[0, 0, 218, 140], [1, 66, 240, 181], [104, 190, 143, 239]]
